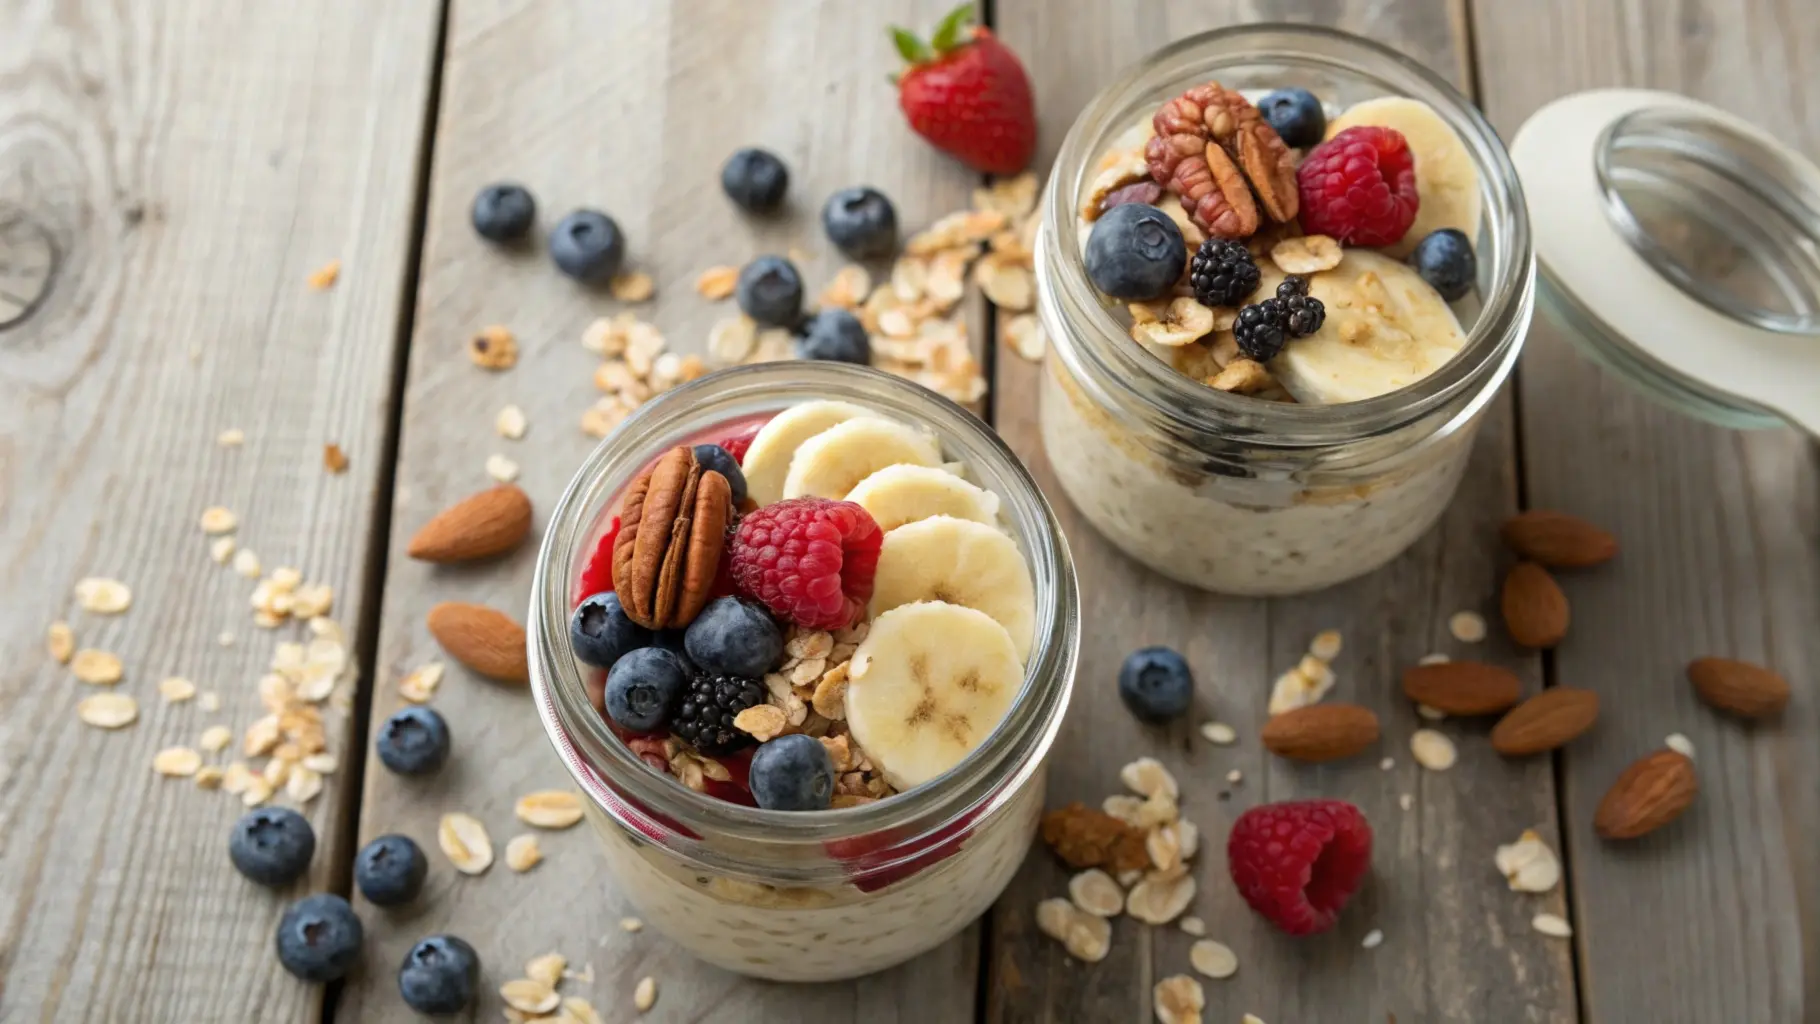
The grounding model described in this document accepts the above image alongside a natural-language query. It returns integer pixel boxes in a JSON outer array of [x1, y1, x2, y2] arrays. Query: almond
[[426, 602, 529, 684], [1594, 749, 1697, 839], [1500, 510, 1617, 568], [1491, 687, 1600, 755], [407, 484, 533, 562], [1260, 703, 1379, 763], [1687, 657, 1789, 719], [1401, 661, 1523, 715], [1501, 562, 1569, 648]]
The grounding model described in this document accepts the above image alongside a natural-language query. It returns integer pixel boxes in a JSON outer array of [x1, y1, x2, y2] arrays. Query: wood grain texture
[[0, 1, 440, 1020], [1472, 1, 1820, 1020], [987, 3, 1576, 1021], [339, 1, 988, 1019]]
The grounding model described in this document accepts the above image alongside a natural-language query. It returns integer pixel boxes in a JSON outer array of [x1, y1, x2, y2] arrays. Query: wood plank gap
[[319, 3, 455, 1022]]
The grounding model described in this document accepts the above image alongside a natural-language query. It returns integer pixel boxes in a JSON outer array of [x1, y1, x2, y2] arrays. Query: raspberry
[[1226, 799, 1372, 935], [1296, 126, 1419, 247], [716, 421, 766, 464], [573, 516, 621, 605], [728, 497, 882, 630]]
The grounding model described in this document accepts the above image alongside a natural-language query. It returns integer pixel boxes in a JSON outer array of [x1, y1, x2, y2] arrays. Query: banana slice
[[845, 464, 1001, 533], [1326, 97, 1482, 258], [740, 401, 873, 506], [782, 417, 943, 501], [868, 515, 1035, 662], [845, 601, 1024, 790], [1264, 249, 1469, 405]]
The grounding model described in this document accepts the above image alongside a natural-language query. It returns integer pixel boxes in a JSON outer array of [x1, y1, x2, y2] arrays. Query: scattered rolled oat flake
[[194, 766, 225, 789], [198, 690, 221, 712], [74, 577, 132, 614], [1532, 912, 1573, 938], [495, 404, 528, 440], [209, 536, 237, 564], [200, 725, 233, 752], [695, 265, 739, 300], [1243, 1016, 1269, 1024], [515, 790, 584, 829], [1399, 793, 1414, 811], [199, 506, 238, 534], [1496, 828, 1562, 893], [301, 752, 337, 774], [1448, 610, 1487, 643], [485, 453, 520, 483], [1199, 721, 1237, 746], [1153, 974, 1206, 1024], [1226, 768, 1243, 784], [1665, 732, 1695, 758], [1125, 874, 1195, 925], [398, 662, 445, 703], [241, 778, 274, 807], [1410, 729, 1458, 771], [217, 427, 245, 447], [633, 975, 658, 1013], [1119, 756, 1179, 800], [563, 997, 605, 1024], [1379, 756, 1396, 771], [505, 833, 544, 872], [1309, 629, 1343, 661], [1179, 915, 1206, 937], [322, 444, 349, 474], [46, 621, 75, 663], [1004, 313, 1046, 361], [438, 812, 494, 875], [1361, 928, 1385, 949], [1034, 897, 1111, 962], [152, 747, 202, 776], [232, 548, 261, 578], [77, 693, 138, 729], [286, 767, 323, 803], [500, 978, 561, 1015], [609, 270, 655, 302], [1415, 703, 1447, 721], [1190, 939, 1238, 979], [525, 953, 566, 988], [619, 916, 644, 933], [1418, 652, 1451, 665], [306, 259, 340, 289], [468, 324, 518, 370], [158, 677, 196, 702], [1068, 869, 1125, 917], [70, 649, 124, 685]]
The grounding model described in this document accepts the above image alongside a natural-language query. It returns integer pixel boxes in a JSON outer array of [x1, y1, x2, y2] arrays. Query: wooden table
[[3, 1, 1815, 1020]]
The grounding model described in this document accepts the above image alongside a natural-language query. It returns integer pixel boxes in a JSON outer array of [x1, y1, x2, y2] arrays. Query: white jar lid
[[1512, 89, 1820, 435]]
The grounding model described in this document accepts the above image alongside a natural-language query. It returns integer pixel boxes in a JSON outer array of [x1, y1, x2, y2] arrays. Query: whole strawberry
[[890, 4, 1036, 175]]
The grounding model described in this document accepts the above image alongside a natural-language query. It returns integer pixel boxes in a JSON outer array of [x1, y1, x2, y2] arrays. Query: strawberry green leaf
[[930, 3, 976, 53], [890, 27, 933, 65]]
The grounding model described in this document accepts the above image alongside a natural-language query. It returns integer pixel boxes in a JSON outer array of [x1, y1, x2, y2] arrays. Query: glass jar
[[528, 362, 1080, 982], [1036, 24, 1535, 596]]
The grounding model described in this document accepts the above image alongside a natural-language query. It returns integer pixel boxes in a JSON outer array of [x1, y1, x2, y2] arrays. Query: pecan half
[[611, 446, 732, 629], [1144, 82, 1298, 238]]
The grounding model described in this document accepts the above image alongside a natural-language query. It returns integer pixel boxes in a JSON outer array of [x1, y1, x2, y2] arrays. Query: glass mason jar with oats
[[529, 362, 1080, 981], [1035, 25, 1534, 595]]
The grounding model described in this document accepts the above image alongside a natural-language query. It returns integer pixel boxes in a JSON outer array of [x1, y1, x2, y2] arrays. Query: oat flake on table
[[500, 978, 560, 1015], [515, 790, 584, 829], [438, 813, 494, 875], [1410, 729, 1458, 771], [46, 621, 74, 663], [505, 834, 543, 872], [1190, 939, 1238, 979], [77, 693, 137, 729], [1448, 610, 1487, 643], [70, 649, 123, 685], [74, 577, 132, 614], [633, 975, 658, 1012]]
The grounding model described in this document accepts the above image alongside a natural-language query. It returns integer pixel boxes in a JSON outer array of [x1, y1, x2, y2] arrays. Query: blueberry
[[795, 309, 871, 365], [470, 182, 535, 242], [1258, 88, 1327, 149], [1409, 228, 1478, 301], [684, 596, 783, 677], [376, 706, 451, 775], [571, 591, 652, 670], [228, 807, 316, 887], [721, 148, 790, 213], [1117, 646, 1194, 723], [693, 444, 749, 505], [1085, 203, 1185, 300], [735, 256, 804, 327], [274, 893, 363, 983], [549, 209, 625, 282], [652, 627, 690, 658], [398, 934, 481, 1016], [605, 647, 691, 732], [355, 834, 428, 907], [822, 186, 898, 259], [750, 734, 836, 811]]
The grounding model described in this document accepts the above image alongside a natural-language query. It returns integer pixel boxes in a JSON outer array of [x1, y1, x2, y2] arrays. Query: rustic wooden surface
[[986, 3, 1575, 1023], [0, 1, 441, 1020], [1473, 1, 1820, 1020], [2, 0, 1816, 1021]]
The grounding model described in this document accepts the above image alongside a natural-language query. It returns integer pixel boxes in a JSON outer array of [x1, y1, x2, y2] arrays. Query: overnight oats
[[1035, 25, 1534, 594], [528, 361, 1079, 981]]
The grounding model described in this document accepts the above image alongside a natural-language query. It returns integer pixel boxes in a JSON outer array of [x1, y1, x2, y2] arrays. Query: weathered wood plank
[[1472, 2, 1820, 1020], [0, 2, 441, 1020], [339, 1, 989, 1019], [987, 3, 1577, 1021]]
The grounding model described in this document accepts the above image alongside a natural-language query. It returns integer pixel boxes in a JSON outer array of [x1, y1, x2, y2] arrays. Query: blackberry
[[670, 671, 765, 756], [1188, 239, 1261, 307], [1276, 276, 1326, 337], [1233, 298, 1290, 361]]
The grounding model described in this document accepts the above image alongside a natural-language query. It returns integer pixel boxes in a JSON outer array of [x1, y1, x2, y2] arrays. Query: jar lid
[[1512, 89, 1820, 435]]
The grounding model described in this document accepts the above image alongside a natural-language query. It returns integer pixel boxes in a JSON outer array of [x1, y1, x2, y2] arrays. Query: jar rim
[[1040, 22, 1535, 449], [528, 362, 1080, 869]]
